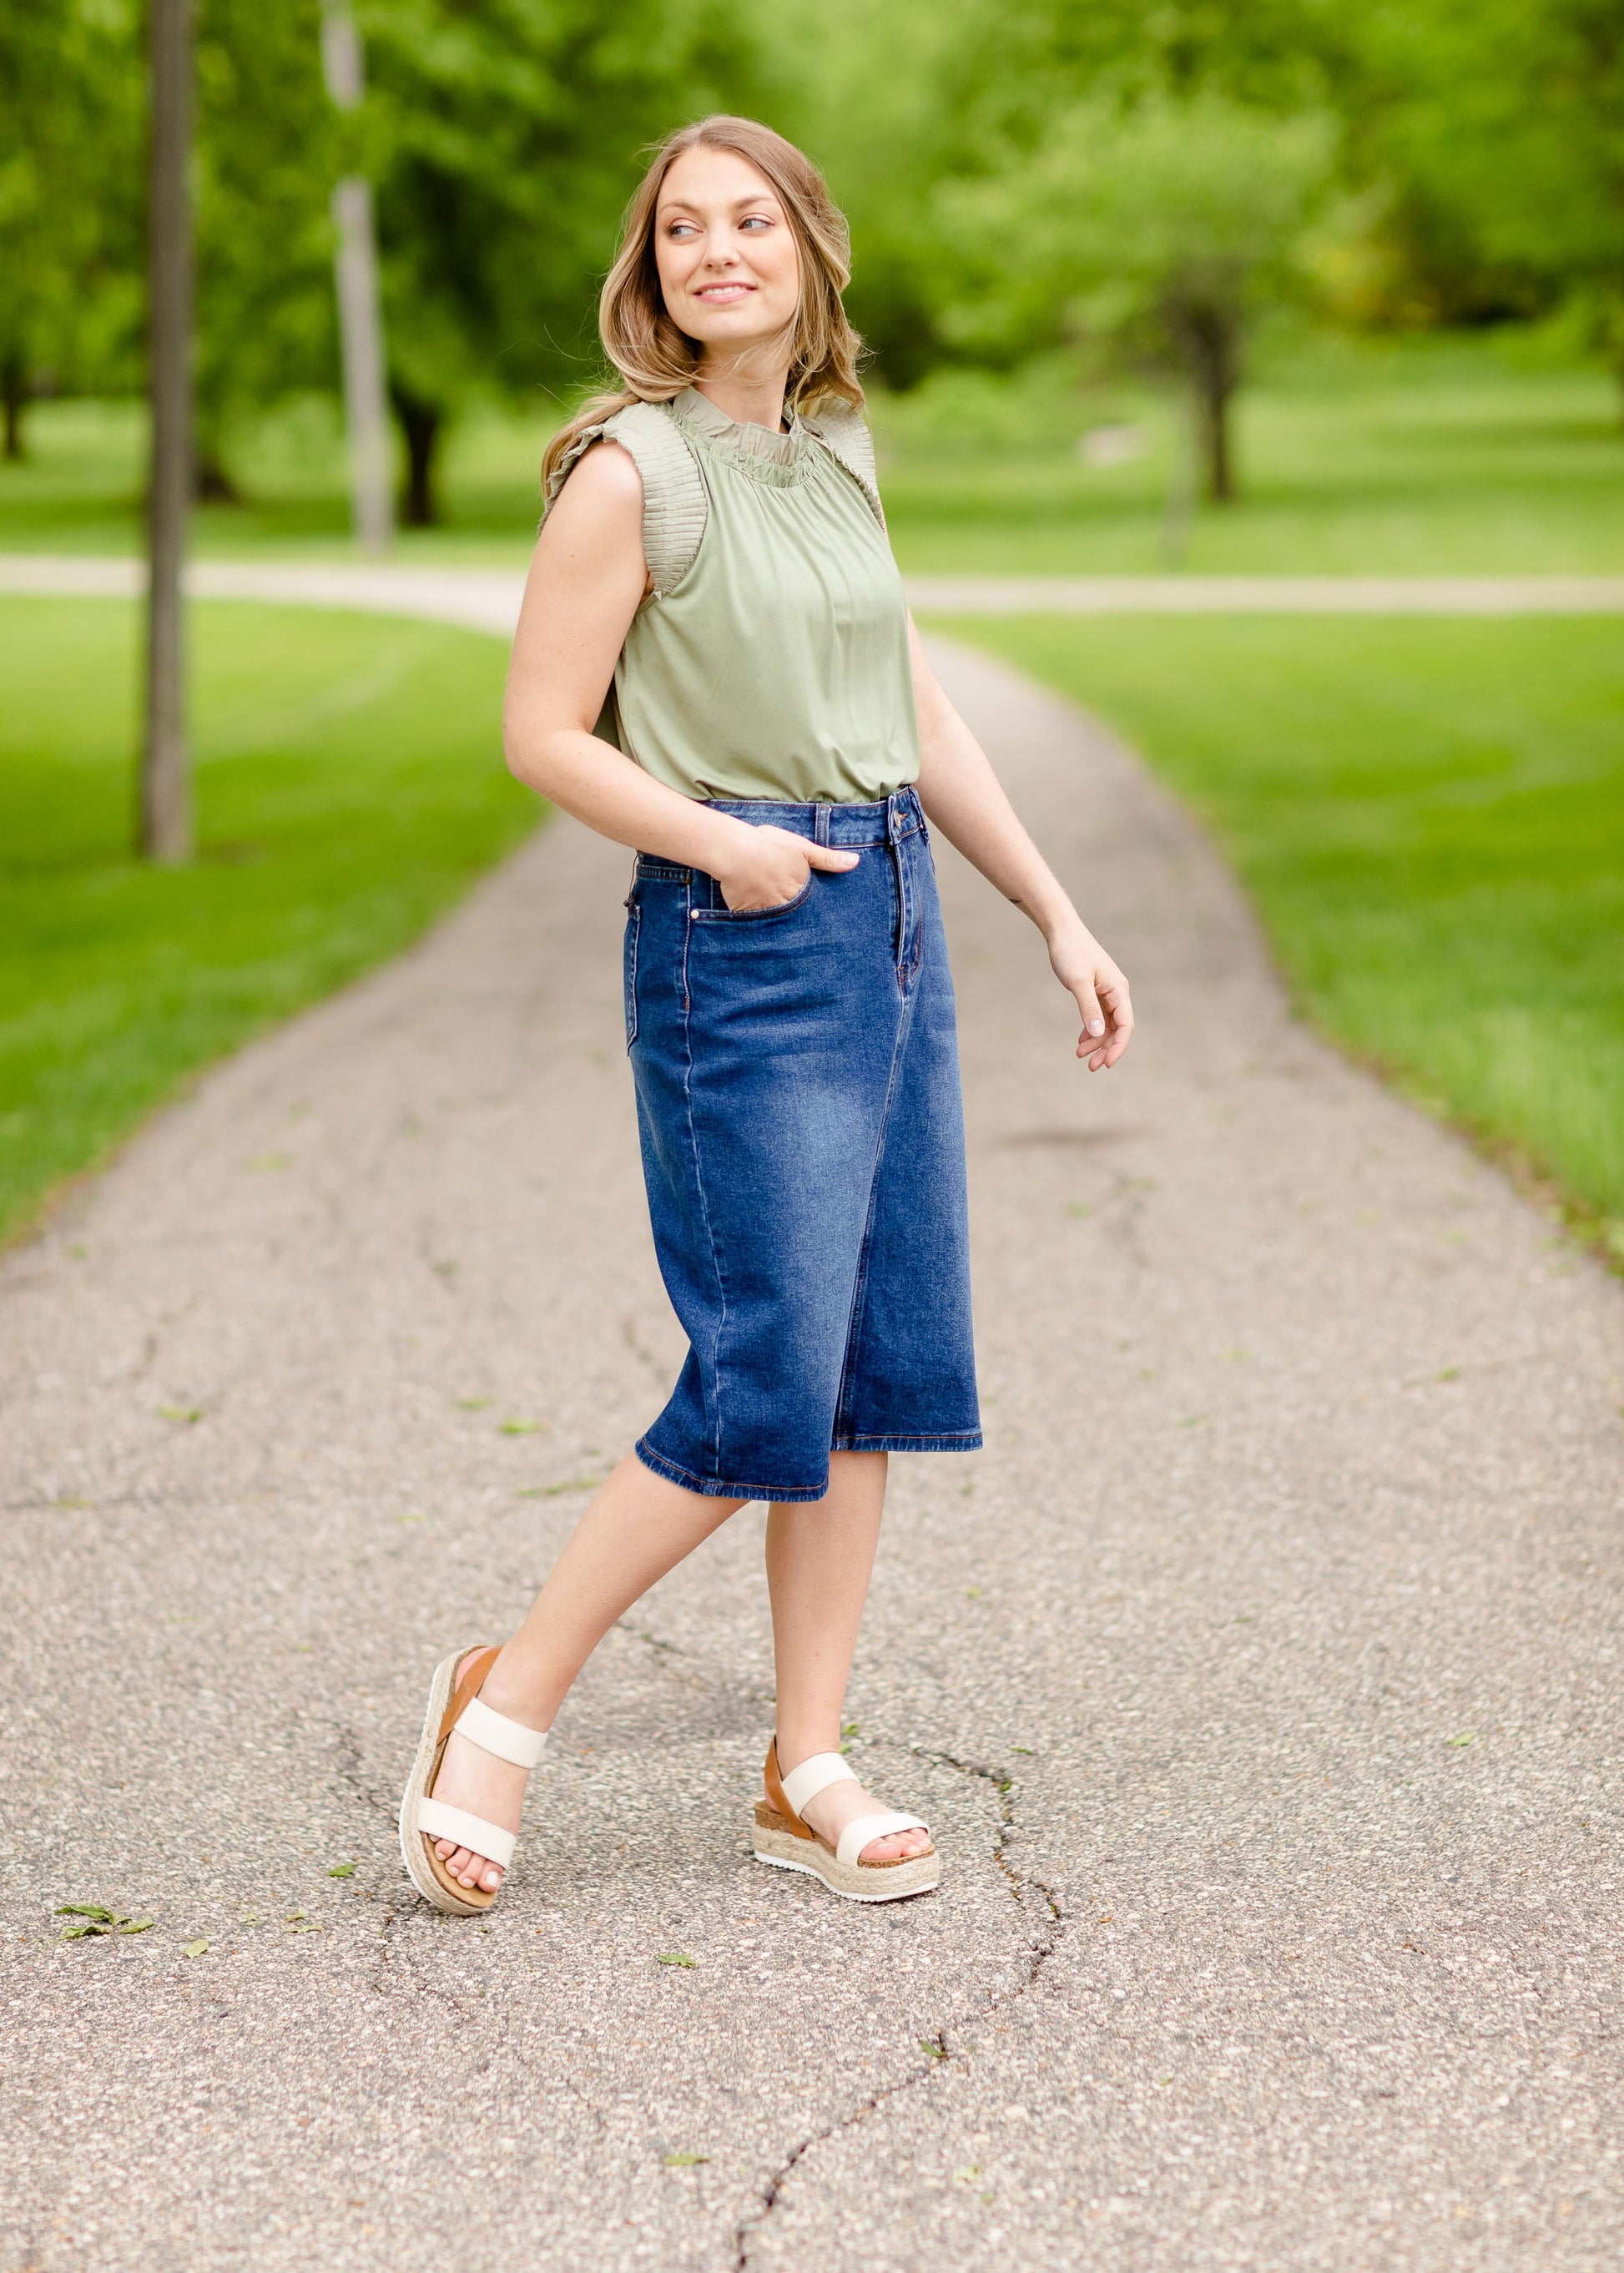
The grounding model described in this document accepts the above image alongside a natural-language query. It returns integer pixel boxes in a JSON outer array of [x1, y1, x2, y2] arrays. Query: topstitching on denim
[[678, 876, 728, 1481], [623, 898, 641, 1051], [698, 788, 925, 851], [688, 869, 815, 925]]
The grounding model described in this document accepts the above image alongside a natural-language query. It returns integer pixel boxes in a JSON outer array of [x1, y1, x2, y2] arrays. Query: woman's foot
[[797, 1771, 932, 1863], [427, 1656, 546, 1894]]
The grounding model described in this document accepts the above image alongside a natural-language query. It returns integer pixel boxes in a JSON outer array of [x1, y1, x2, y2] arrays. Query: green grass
[[0, 599, 533, 1242], [0, 394, 552, 563], [3, 330, 1621, 572], [879, 333, 1624, 575], [928, 614, 1624, 1247]]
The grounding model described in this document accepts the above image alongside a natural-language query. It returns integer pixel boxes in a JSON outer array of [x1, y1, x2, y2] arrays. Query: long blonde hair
[[541, 115, 865, 496]]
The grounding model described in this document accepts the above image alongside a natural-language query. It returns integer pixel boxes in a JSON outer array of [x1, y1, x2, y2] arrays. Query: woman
[[399, 114, 1132, 1914]]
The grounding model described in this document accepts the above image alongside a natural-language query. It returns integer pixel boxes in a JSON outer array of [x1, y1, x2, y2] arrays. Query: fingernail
[[1087, 1020, 1105, 1036]]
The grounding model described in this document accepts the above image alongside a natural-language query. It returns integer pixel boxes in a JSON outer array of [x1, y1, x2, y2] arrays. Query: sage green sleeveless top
[[545, 386, 918, 804]]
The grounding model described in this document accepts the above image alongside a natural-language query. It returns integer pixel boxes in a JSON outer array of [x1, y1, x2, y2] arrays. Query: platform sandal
[[397, 1646, 547, 1916], [752, 1737, 940, 1903]]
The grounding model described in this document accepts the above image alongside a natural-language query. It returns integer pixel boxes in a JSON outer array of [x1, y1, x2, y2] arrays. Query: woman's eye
[[740, 214, 772, 230], [668, 222, 698, 239]]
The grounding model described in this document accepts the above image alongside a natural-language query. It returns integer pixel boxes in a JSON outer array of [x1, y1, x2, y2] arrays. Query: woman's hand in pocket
[[714, 823, 859, 912]]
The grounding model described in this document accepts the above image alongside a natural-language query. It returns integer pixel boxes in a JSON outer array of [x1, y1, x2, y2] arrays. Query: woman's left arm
[[908, 616, 1134, 1071]]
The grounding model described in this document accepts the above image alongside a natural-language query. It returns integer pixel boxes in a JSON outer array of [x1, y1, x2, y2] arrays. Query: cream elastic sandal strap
[[780, 1751, 859, 1818], [454, 1693, 548, 1770], [835, 1812, 928, 1868], [416, 1798, 517, 1868]]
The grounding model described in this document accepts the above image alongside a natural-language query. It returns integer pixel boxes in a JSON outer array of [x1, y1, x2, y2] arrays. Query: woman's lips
[[693, 282, 755, 301]]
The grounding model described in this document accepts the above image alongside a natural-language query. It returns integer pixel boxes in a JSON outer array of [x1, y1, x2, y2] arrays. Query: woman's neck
[[692, 355, 792, 434]]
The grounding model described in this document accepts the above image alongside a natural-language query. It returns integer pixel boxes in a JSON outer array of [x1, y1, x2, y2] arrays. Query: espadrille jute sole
[[751, 1804, 941, 1903]]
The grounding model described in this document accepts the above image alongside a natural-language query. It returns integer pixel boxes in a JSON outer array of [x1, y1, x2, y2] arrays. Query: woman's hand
[[714, 823, 859, 912], [1049, 919, 1134, 1071]]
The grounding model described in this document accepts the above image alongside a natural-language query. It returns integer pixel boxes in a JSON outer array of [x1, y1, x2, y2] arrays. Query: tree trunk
[[1175, 301, 1241, 504], [391, 386, 442, 527], [141, 0, 194, 864], [2, 350, 27, 461], [195, 449, 240, 502]]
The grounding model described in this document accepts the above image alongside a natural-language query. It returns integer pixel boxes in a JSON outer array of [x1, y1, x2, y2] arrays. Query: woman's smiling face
[[653, 146, 800, 359]]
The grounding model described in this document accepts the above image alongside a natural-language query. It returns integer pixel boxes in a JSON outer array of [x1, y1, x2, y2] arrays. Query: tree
[[190, 0, 342, 495], [0, 2, 143, 458], [2, 3, 340, 491], [361, 0, 769, 526], [936, 94, 1333, 499], [1334, 0, 1624, 413], [780, 0, 1341, 390], [143, 0, 194, 864]]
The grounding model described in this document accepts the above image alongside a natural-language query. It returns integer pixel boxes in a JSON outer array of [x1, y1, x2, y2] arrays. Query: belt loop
[[886, 790, 901, 845], [815, 803, 831, 846]]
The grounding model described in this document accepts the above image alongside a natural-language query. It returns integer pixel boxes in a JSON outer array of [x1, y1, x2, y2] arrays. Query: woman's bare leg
[[428, 1453, 742, 1892], [766, 1449, 931, 1864]]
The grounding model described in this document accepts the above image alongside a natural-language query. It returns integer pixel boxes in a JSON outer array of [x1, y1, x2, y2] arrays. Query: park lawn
[[928, 613, 1624, 1249], [3, 332, 1621, 574], [879, 337, 1624, 575], [0, 598, 534, 1243]]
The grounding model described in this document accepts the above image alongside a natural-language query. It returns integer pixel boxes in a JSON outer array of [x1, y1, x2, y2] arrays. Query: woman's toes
[[435, 1838, 500, 1884]]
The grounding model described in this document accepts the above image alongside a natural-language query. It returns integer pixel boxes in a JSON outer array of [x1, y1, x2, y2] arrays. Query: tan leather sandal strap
[[764, 1736, 794, 1823], [441, 1646, 501, 1744]]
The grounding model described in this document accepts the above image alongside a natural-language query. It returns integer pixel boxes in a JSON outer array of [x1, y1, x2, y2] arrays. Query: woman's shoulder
[[546, 400, 663, 512], [542, 427, 646, 537], [544, 398, 709, 598], [799, 399, 884, 529]]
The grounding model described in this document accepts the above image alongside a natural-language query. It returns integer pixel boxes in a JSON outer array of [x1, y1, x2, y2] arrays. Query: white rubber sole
[[752, 1819, 941, 1903], [397, 1647, 489, 1916]]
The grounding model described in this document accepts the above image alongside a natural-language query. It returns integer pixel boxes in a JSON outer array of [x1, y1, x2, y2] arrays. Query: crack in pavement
[[603, 1615, 1069, 2264], [911, 1744, 1067, 1988], [732, 1746, 1067, 2269], [330, 1723, 396, 1825]]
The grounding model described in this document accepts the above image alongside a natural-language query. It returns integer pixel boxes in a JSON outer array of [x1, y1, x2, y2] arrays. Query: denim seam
[[831, 1431, 984, 1451], [904, 830, 925, 989], [680, 885, 726, 1483], [623, 900, 641, 1051], [688, 870, 815, 925], [634, 1435, 829, 1503], [834, 974, 915, 1442]]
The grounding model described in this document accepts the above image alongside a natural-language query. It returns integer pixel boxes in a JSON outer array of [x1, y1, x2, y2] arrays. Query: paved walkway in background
[[3, 604, 1622, 2270], [8, 551, 1624, 621]]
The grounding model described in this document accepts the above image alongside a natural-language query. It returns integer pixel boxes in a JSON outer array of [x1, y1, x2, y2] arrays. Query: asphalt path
[[8, 552, 1624, 622], [3, 633, 1621, 2271]]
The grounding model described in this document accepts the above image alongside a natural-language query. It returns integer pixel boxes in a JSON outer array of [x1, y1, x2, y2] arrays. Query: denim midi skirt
[[625, 786, 981, 1503]]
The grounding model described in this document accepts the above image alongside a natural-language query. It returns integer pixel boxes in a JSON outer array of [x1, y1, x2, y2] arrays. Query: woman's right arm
[[502, 443, 856, 908]]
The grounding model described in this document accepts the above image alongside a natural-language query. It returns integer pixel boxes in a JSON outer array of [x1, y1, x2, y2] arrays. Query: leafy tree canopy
[[936, 93, 1334, 496]]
